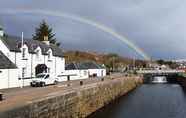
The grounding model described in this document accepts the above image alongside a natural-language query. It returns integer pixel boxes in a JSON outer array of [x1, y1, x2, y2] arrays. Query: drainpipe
[[55, 57, 56, 76], [31, 54, 33, 79], [8, 66, 10, 88], [15, 52, 16, 65]]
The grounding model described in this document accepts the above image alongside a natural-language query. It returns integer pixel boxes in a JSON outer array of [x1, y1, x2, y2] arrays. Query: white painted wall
[[62, 69, 89, 81], [0, 36, 106, 89], [0, 39, 66, 89], [88, 69, 106, 77], [0, 69, 19, 89]]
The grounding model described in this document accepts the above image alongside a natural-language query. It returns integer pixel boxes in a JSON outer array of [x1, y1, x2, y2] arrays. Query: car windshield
[[36, 74, 46, 78]]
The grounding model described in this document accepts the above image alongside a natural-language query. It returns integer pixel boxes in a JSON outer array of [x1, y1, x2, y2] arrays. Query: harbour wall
[[0, 76, 142, 118]]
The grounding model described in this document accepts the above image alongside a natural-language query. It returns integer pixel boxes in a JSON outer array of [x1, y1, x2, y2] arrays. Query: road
[[0, 73, 124, 112]]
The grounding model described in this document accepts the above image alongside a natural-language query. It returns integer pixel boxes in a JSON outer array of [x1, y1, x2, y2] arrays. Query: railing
[[137, 70, 185, 74]]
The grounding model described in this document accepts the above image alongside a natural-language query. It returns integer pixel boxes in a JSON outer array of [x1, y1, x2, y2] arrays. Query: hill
[[64, 50, 148, 71]]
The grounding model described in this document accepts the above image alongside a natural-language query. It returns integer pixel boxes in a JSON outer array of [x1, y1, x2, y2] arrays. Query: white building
[[64, 61, 106, 80], [80, 61, 106, 77], [0, 51, 19, 89], [0, 27, 65, 89], [64, 62, 89, 80]]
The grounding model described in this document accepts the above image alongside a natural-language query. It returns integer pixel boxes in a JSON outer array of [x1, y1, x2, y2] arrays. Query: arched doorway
[[35, 64, 48, 75]]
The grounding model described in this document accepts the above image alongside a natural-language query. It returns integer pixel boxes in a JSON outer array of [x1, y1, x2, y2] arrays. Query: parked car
[[30, 73, 59, 87]]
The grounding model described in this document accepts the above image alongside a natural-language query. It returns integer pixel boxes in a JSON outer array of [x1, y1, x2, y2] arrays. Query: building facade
[[65, 62, 89, 80], [65, 61, 106, 80], [0, 28, 65, 89], [80, 61, 106, 77], [0, 51, 18, 89]]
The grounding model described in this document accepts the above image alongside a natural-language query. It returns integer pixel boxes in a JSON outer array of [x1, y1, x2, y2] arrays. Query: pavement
[[0, 73, 125, 112]]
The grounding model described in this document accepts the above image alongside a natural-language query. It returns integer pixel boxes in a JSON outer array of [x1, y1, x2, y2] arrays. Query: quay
[[0, 74, 142, 118]]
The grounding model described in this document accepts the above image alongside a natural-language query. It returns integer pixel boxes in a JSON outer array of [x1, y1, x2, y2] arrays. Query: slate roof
[[0, 36, 64, 57], [79, 61, 105, 69], [0, 51, 17, 69], [65, 61, 105, 70], [0, 36, 21, 52], [65, 62, 87, 70]]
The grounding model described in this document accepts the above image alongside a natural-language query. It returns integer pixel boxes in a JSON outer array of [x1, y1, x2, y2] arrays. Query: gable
[[0, 51, 17, 69]]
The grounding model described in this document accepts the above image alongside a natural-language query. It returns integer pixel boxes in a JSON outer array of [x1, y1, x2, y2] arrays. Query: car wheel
[[41, 82, 45, 87], [54, 81, 58, 85]]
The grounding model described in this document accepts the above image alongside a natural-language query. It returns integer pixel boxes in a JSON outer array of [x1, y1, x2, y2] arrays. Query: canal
[[88, 84, 186, 118]]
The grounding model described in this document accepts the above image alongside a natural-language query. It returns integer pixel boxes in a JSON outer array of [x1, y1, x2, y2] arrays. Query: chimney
[[0, 27, 4, 37], [43, 36, 50, 45]]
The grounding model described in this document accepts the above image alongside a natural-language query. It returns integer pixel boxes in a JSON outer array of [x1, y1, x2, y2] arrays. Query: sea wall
[[0, 77, 142, 118], [177, 77, 186, 89]]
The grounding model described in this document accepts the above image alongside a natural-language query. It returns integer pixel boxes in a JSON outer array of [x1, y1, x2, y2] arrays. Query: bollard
[[0, 92, 3, 101], [80, 81, 83, 86]]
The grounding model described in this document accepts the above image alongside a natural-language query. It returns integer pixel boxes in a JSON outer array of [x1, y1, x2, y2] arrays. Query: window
[[48, 51, 51, 60], [36, 74, 45, 78], [48, 68, 51, 73], [84, 71, 87, 76], [36, 50, 39, 59], [22, 67, 26, 78], [45, 75, 49, 79], [22, 48, 26, 58]]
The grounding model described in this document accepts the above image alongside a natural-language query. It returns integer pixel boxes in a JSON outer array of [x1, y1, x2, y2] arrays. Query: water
[[152, 76, 167, 83], [88, 84, 186, 118]]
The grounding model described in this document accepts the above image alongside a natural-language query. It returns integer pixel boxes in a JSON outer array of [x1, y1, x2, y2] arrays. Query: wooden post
[[80, 81, 83, 86], [0, 92, 3, 101]]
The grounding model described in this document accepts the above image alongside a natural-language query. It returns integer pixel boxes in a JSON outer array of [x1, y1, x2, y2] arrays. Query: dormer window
[[35, 47, 41, 61], [47, 49, 53, 61]]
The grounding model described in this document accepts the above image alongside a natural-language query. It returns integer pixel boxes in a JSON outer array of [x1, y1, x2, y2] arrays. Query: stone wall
[[0, 77, 142, 118]]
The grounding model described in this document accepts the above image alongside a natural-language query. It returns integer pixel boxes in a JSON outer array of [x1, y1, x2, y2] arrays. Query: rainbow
[[0, 9, 150, 60]]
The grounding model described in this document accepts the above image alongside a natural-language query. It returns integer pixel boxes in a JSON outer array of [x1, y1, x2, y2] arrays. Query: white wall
[[88, 69, 106, 77], [0, 40, 66, 89], [0, 69, 19, 89], [62, 69, 89, 81], [17, 46, 65, 87]]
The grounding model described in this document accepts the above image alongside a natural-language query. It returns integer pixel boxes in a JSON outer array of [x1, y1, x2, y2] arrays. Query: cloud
[[0, 0, 186, 59]]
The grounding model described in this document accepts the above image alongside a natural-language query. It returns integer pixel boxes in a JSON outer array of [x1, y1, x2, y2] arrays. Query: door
[[35, 64, 47, 75]]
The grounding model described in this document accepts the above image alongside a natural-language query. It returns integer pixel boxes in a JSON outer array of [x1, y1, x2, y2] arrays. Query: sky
[[0, 0, 186, 60]]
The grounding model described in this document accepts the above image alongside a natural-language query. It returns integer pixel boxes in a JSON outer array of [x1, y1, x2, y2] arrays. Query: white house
[[0, 51, 19, 89], [80, 61, 106, 77], [64, 62, 89, 80], [0, 27, 65, 89], [64, 61, 106, 80]]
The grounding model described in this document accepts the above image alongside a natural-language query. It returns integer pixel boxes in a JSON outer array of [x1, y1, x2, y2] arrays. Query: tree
[[156, 59, 165, 65], [32, 20, 60, 46]]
